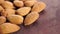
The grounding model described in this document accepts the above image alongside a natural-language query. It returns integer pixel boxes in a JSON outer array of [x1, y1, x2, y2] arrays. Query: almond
[[7, 15, 23, 24], [24, 12, 39, 25], [2, 1, 14, 9], [0, 6, 4, 12], [0, 23, 20, 33], [24, 0, 37, 7], [1, 9, 15, 17], [19, 0, 36, 1], [16, 7, 31, 16], [14, 0, 24, 7], [0, 0, 5, 4], [31, 2, 46, 13], [0, 16, 6, 25]]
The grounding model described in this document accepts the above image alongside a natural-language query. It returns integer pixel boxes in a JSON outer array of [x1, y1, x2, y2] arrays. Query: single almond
[[31, 2, 46, 13], [2, 1, 14, 9], [24, 0, 37, 7], [7, 15, 24, 24], [14, 0, 24, 7], [24, 12, 39, 25], [0, 23, 20, 33], [16, 7, 31, 16]]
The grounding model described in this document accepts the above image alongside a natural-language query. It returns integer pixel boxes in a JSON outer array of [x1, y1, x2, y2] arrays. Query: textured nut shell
[[24, 12, 39, 25], [0, 16, 6, 25], [24, 1, 36, 7], [31, 2, 46, 13], [14, 0, 24, 7], [1, 9, 15, 17], [7, 15, 23, 24], [16, 7, 31, 16], [0, 23, 20, 33], [2, 1, 14, 9]]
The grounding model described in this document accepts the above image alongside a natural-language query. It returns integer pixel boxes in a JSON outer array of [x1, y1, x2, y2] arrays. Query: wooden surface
[[0, 0, 60, 34], [12, 0, 59, 34]]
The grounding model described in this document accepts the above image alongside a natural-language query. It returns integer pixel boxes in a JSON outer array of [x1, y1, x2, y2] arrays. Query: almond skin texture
[[1, 9, 15, 17], [19, 0, 36, 1], [0, 23, 20, 33], [0, 0, 5, 4], [0, 16, 6, 25], [0, 6, 4, 12], [2, 1, 14, 9], [0, 26, 3, 34], [3, 33, 10, 34], [16, 7, 31, 16], [5, 9, 15, 17], [31, 2, 46, 13], [14, 0, 24, 7], [7, 15, 23, 24], [14, 0, 20, 1], [24, 1, 36, 7], [1, 10, 7, 17], [24, 12, 39, 25]]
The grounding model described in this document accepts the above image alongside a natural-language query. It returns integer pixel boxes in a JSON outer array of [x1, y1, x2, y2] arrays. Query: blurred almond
[[2, 1, 14, 9], [16, 7, 31, 16], [14, 0, 24, 7], [19, 0, 36, 1], [1, 9, 15, 17], [0, 16, 6, 25], [32, 2, 46, 13], [24, 12, 39, 25], [7, 15, 24, 24], [0, 0, 5, 4], [24, 0, 37, 7], [0, 6, 4, 12], [0, 23, 20, 33]]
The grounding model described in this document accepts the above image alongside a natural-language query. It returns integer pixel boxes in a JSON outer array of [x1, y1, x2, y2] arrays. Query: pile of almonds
[[0, 0, 46, 34]]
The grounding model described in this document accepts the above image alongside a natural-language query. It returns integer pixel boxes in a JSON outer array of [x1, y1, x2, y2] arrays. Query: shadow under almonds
[[39, 10, 46, 15]]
